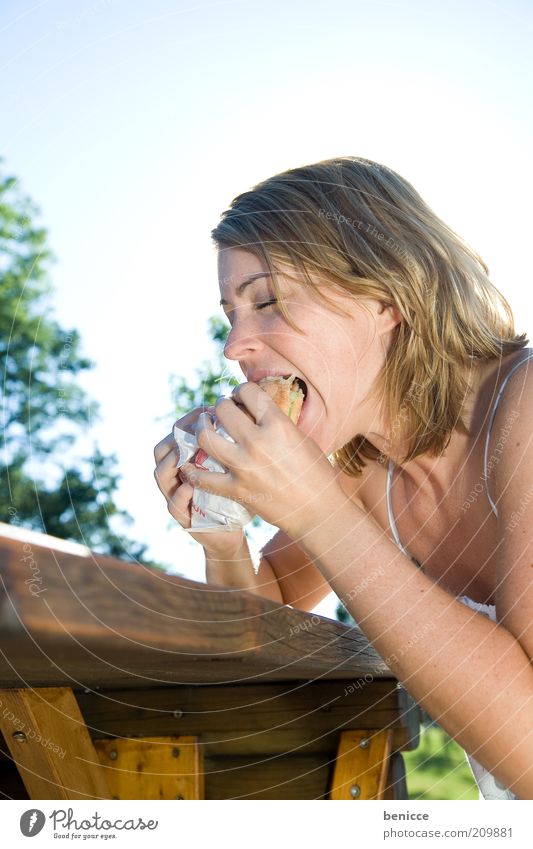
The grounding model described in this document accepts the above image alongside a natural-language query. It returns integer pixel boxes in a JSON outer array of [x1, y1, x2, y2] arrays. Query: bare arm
[[259, 529, 333, 612], [287, 489, 533, 800], [204, 535, 284, 604], [256, 468, 365, 612], [204, 529, 333, 611]]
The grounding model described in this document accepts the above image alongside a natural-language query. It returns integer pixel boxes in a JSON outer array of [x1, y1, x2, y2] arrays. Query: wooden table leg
[[329, 729, 394, 800], [94, 736, 204, 800], [0, 687, 110, 799]]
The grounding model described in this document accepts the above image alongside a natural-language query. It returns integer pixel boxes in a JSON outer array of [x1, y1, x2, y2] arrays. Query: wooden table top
[[0, 523, 390, 689]]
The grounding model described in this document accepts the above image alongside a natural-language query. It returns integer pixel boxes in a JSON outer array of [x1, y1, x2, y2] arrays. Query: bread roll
[[258, 374, 305, 423]]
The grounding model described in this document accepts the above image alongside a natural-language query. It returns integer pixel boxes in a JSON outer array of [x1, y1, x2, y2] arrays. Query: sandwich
[[258, 374, 306, 424]]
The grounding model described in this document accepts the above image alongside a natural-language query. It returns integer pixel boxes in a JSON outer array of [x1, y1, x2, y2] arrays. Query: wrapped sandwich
[[173, 374, 305, 532], [257, 374, 305, 424]]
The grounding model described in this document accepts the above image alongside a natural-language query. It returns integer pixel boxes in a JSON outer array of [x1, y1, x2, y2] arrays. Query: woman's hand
[[153, 406, 245, 558], [178, 382, 346, 538]]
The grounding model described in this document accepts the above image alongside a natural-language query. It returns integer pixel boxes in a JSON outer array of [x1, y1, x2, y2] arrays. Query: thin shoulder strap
[[386, 459, 423, 568], [484, 350, 533, 516], [387, 460, 409, 554]]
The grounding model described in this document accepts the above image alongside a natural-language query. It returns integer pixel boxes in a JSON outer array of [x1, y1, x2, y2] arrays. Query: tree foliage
[[165, 316, 237, 416], [0, 160, 167, 569]]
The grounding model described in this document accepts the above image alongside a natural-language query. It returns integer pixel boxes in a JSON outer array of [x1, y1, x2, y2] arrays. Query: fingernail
[[182, 464, 199, 484]]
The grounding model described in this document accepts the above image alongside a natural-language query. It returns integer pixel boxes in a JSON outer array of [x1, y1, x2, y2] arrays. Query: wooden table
[[0, 522, 420, 800]]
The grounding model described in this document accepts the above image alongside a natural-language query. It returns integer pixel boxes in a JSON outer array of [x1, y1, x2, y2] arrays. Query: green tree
[[164, 315, 239, 416], [336, 602, 355, 624], [0, 160, 167, 570]]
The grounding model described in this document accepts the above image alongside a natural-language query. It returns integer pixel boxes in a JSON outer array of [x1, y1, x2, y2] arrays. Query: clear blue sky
[[2, 0, 532, 618]]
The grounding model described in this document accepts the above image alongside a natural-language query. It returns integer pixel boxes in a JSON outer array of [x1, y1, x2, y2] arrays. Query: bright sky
[[2, 0, 532, 619]]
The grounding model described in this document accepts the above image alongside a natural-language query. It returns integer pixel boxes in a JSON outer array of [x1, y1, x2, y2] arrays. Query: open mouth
[[283, 374, 308, 403], [255, 373, 310, 425]]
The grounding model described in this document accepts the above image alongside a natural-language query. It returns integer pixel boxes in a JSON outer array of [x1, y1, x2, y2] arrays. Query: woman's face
[[218, 247, 400, 455]]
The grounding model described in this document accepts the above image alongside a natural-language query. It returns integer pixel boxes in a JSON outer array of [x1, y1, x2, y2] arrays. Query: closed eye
[[222, 299, 278, 324]]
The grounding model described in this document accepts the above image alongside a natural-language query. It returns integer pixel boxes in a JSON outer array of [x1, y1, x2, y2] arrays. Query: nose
[[223, 315, 265, 361]]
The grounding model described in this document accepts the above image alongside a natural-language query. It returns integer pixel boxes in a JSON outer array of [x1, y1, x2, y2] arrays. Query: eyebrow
[[219, 272, 272, 306]]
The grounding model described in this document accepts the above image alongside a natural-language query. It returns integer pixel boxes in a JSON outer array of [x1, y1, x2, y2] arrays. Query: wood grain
[[329, 728, 394, 799], [0, 525, 420, 800], [76, 680, 404, 750], [0, 523, 390, 687], [93, 735, 204, 800], [0, 687, 109, 799]]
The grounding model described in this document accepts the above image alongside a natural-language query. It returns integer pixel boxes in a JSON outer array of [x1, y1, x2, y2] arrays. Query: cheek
[[339, 315, 377, 369]]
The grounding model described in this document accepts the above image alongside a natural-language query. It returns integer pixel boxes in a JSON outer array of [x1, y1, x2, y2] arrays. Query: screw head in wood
[[109, 749, 118, 760], [171, 747, 180, 758], [359, 737, 370, 749], [12, 732, 27, 742], [350, 784, 361, 798]]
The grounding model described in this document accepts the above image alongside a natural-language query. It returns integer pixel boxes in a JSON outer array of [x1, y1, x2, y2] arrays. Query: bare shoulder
[[332, 462, 377, 509], [488, 352, 533, 659], [484, 349, 533, 471]]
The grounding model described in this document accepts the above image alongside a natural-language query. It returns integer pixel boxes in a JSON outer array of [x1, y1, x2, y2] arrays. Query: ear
[[377, 302, 402, 333]]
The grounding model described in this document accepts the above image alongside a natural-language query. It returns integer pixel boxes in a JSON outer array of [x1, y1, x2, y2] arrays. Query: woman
[[153, 157, 532, 800]]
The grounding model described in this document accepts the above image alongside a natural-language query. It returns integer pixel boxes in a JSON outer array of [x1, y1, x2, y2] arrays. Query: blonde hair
[[211, 156, 528, 476]]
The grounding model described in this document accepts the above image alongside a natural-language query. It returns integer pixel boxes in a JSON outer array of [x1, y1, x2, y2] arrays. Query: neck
[[361, 362, 482, 474], [375, 356, 513, 491]]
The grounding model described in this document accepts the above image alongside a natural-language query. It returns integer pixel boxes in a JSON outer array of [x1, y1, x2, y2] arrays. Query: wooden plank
[[329, 729, 394, 800], [76, 680, 405, 756], [0, 680, 417, 800], [93, 736, 203, 800], [0, 688, 109, 800], [0, 524, 389, 687], [77, 680, 418, 785], [161, 726, 410, 758], [76, 680, 401, 731], [203, 754, 331, 800]]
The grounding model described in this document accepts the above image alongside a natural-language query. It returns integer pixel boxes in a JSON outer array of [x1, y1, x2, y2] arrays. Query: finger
[[231, 381, 280, 425], [154, 432, 175, 465], [213, 396, 257, 442], [180, 462, 234, 499], [195, 410, 239, 466], [154, 406, 217, 464], [180, 404, 217, 426], [153, 447, 181, 496], [167, 480, 194, 527]]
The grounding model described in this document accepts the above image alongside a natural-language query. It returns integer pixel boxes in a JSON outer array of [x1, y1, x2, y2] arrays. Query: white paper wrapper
[[172, 415, 254, 532]]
